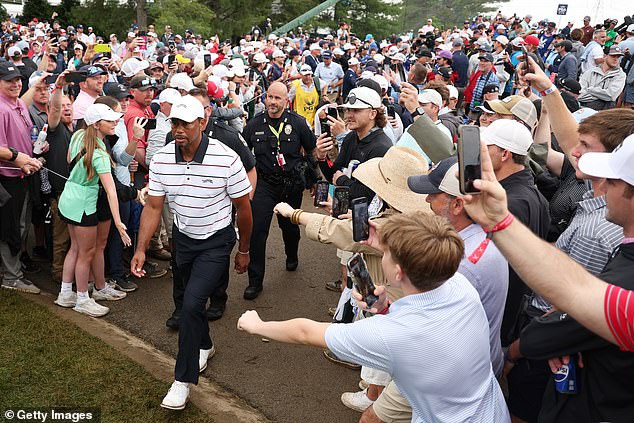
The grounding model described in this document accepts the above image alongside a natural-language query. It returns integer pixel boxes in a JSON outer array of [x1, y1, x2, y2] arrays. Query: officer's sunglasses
[[346, 93, 374, 109]]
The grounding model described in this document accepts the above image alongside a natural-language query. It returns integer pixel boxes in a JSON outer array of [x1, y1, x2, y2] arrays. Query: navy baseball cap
[[322, 50, 333, 59], [408, 156, 461, 197], [85, 65, 107, 77], [106, 83, 132, 99]]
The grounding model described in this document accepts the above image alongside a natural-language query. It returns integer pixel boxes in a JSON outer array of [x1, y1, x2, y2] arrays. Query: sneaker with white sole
[[199, 345, 216, 373], [341, 389, 374, 412], [1, 278, 41, 294], [88, 280, 115, 293], [73, 297, 109, 317], [161, 381, 189, 410], [92, 286, 127, 301], [54, 291, 77, 308]]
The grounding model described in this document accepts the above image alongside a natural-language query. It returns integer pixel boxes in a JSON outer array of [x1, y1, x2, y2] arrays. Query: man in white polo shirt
[[238, 212, 510, 422], [131, 95, 253, 410]]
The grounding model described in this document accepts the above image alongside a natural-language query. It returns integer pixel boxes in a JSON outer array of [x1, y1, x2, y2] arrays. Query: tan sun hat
[[353, 146, 431, 214]]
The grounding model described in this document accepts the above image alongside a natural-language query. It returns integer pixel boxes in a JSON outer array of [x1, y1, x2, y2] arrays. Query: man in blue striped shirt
[[238, 212, 510, 423]]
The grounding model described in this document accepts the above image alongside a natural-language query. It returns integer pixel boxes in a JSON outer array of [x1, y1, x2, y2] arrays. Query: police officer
[[242, 81, 317, 300]]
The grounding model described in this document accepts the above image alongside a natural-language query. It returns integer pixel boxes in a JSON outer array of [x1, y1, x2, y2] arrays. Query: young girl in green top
[[55, 103, 132, 317]]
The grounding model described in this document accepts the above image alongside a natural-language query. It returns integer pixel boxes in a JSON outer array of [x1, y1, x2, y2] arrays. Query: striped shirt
[[325, 274, 510, 423], [148, 134, 251, 240], [533, 191, 623, 311], [605, 284, 634, 352]]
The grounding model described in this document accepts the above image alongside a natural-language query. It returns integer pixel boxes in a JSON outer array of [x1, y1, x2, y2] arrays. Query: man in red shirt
[[124, 74, 156, 189], [581, 16, 595, 46]]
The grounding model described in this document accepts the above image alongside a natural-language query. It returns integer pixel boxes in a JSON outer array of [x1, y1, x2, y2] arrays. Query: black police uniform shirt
[[520, 243, 634, 423], [242, 110, 316, 177]]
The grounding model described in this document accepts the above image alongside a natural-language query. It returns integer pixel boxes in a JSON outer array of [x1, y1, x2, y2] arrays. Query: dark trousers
[[247, 179, 303, 288], [173, 224, 236, 384], [106, 199, 130, 280], [171, 236, 229, 314]]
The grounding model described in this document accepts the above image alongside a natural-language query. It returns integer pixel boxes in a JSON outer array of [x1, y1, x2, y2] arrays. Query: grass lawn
[[0, 289, 214, 423]]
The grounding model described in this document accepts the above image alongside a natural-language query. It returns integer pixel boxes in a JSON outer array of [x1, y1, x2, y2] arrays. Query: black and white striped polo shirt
[[148, 134, 252, 240]]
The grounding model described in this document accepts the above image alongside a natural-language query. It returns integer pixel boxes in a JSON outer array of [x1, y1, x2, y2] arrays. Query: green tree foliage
[[21, 0, 53, 22], [401, 0, 505, 31], [204, 0, 273, 39], [56, 0, 80, 27], [150, 0, 216, 38], [0, 4, 8, 22], [268, 0, 402, 39], [70, 0, 136, 40]]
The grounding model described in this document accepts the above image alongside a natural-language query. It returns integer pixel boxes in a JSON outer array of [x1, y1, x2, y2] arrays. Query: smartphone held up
[[457, 125, 482, 195]]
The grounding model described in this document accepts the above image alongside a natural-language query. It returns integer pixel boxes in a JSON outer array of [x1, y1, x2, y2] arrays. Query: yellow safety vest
[[292, 79, 319, 128]]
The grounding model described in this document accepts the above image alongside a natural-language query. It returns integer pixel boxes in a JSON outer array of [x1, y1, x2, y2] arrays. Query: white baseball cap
[[371, 74, 388, 91], [418, 89, 442, 107], [169, 95, 205, 123], [481, 119, 533, 155], [121, 58, 150, 78], [232, 66, 247, 77], [84, 104, 123, 125], [578, 135, 634, 186], [447, 84, 459, 100], [253, 52, 268, 63], [373, 53, 385, 64], [169, 72, 195, 92], [495, 35, 509, 45], [272, 49, 286, 58], [212, 64, 229, 78], [343, 87, 382, 109], [8, 46, 22, 57], [158, 88, 181, 104], [299, 64, 313, 75], [343, 43, 354, 50], [309, 43, 322, 51], [348, 57, 360, 66]]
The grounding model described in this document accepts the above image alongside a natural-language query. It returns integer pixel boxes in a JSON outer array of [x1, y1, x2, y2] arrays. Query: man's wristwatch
[[410, 106, 425, 118], [8, 147, 19, 162]]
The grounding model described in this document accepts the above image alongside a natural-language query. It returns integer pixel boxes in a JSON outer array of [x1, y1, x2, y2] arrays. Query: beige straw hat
[[353, 146, 431, 214]]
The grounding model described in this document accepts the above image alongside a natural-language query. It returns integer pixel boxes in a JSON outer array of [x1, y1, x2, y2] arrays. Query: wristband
[[376, 302, 390, 315], [539, 85, 558, 97], [8, 147, 19, 162], [468, 213, 515, 264], [237, 250, 250, 255]]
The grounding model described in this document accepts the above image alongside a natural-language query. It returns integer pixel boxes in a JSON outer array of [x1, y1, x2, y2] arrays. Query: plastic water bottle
[[32, 125, 47, 155]]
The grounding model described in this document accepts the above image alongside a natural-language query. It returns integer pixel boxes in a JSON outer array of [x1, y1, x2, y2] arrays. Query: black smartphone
[[45, 74, 59, 84], [347, 253, 378, 307], [387, 104, 396, 118], [457, 125, 482, 195], [327, 106, 338, 120], [204, 54, 212, 68], [352, 197, 369, 242], [167, 54, 175, 66], [66, 71, 86, 83], [520, 46, 531, 81], [144, 118, 157, 130], [314, 180, 329, 207], [331, 186, 350, 218]]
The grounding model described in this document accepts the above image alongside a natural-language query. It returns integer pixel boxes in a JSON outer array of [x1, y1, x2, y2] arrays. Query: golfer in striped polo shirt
[[131, 95, 253, 410]]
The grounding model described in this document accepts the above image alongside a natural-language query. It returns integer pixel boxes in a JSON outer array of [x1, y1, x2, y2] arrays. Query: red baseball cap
[[521, 35, 539, 47], [206, 81, 225, 99]]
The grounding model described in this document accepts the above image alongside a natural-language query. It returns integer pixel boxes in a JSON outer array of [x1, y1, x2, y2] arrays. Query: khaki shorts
[[372, 381, 412, 423], [337, 248, 353, 266]]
